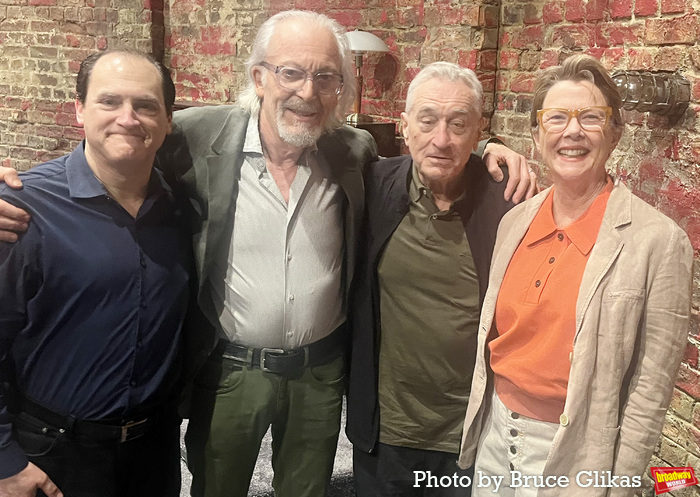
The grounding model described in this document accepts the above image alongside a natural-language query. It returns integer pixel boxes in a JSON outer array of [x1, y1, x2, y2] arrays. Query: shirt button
[[509, 463, 515, 471], [535, 280, 541, 287], [549, 257, 556, 264], [509, 446, 517, 454], [136, 341, 142, 348], [140, 258, 147, 268], [287, 253, 292, 262], [560, 414, 569, 426], [431, 214, 438, 220], [130, 380, 136, 387], [510, 429, 518, 437], [289, 294, 295, 301], [558, 233, 564, 241], [511, 412, 520, 420], [140, 301, 147, 308]]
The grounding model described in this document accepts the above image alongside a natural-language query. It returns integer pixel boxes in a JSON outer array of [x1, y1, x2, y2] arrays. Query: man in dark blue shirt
[[0, 50, 191, 497]]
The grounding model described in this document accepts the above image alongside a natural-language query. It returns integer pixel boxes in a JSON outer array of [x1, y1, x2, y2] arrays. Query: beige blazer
[[458, 179, 693, 496]]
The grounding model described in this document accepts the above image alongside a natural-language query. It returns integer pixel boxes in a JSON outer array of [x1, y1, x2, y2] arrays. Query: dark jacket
[[346, 153, 513, 453]]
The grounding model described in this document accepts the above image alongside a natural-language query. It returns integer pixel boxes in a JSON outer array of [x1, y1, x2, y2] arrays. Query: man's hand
[[0, 167, 29, 243], [0, 463, 63, 497], [483, 142, 538, 204]]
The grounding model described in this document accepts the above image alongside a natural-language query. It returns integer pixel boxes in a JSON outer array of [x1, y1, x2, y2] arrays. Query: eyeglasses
[[537, 106, 612, 133], [259, 61, 344, 96]]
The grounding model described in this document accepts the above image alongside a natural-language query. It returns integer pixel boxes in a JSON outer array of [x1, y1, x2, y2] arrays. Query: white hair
[[405, 62, 483, 115], [237, 10, 355, 130]]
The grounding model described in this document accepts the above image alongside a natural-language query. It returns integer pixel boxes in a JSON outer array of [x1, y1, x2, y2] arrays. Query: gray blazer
[[158, 105, 378, 380], [458, 179, 693, 496]]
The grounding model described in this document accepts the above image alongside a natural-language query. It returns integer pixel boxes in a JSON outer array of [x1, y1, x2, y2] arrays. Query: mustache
[[282, 100, 322, 114]]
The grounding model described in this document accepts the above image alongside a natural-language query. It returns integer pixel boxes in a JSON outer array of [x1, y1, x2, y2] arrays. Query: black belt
[[15, 394, 161, 444], [220, 323, 347, 374]]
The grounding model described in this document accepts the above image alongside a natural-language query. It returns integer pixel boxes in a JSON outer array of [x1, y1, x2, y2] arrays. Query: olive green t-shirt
[[377, 163, 480, 453]]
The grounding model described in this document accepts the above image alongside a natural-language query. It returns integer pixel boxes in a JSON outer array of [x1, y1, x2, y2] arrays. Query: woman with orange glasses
[[458, 54, 693, 496]]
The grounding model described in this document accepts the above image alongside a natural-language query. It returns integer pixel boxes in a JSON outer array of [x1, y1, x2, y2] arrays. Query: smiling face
[[75, 52, 172, 172], [533, 80, 620, 188], [401, 78, 481, 190], [253, 19, 341, 149]]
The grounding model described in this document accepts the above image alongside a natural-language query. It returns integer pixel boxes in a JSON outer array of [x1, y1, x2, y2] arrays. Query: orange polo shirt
[[489, 178, 613, 423]]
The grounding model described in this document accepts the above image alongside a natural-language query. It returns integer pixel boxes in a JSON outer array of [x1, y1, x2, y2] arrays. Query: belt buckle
[[120, 418, 148, 443], [260, 348, 285, 373]]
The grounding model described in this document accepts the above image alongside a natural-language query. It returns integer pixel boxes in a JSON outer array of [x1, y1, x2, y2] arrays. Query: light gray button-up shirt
[[207, 115, 346, 349]]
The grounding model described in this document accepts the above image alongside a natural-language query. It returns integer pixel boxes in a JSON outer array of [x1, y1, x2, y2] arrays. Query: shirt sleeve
[[0, 194, 43, 479]]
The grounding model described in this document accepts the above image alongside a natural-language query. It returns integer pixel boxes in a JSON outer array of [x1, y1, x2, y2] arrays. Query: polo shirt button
[[560, 414, 569, 426], [558, 233, 564, 241], [140, 258, 146, 268], [431, 214, 438, 220], [130, 380, 136, 387], [510, 429, 518, 437], [509, 445, 517, 454], [511, 412, 519, 420], [535, 280, 541, 287], [549, 257, 555, 264], [509, 463, 515, 471]]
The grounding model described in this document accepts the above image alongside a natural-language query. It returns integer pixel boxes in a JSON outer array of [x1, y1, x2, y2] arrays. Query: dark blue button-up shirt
[[0, 143, 191, 478]]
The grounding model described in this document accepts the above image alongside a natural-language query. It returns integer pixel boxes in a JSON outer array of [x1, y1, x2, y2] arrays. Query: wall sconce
[[345, 30, 389, 125], [611, 70, 690, 124]]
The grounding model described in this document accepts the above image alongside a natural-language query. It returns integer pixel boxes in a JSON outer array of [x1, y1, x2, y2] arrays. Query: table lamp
[[345, 30, 389, 125]]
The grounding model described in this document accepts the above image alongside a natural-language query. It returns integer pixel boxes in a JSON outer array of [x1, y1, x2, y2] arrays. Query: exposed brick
[[499, 50, 519, 70], [677, 363, 700, 398], [595, 22, 643, 46], [508, 25, 544, 49], [635, 0, 659, 16], [552, 24, 595, 48], [585, 0, 608, 21], [523, 3, 540, 24], [669, 388, 696, 421], [645, 15, 699, 45], [565, 0, 585, 21], [510, 73, 535, 93], [684, 342, 699, 369], [542, 2, 563, 23], [661, 0, 686, 13], [610, 0, 633, 18]]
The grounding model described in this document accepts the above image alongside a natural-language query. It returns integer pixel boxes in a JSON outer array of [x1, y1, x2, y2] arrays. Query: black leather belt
[[15, 394, 160, 444], [221, 323, 347, 374]]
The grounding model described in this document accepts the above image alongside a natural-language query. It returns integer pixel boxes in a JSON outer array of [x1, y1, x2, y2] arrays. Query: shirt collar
[[409, 161, 467, 206], [243, 112, 318, 174], [66, 141, 169, 200], [523, 177, 613, 255]]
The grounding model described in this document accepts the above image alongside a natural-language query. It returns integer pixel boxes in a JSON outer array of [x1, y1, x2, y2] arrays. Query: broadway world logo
[[650, 467, 698, 494]]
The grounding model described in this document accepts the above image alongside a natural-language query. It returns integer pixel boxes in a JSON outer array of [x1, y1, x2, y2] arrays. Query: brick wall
[[0, 0, 159, 170], [1, 1, 700, 492]]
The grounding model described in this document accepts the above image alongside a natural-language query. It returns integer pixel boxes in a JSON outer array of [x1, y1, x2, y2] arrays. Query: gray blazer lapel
[[317, 130, 366, 295], [575, 181, 630, 336], [197, 113, 248, 292]]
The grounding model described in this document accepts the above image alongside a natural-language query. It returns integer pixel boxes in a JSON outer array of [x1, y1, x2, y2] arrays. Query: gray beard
[[275, 107, 324, 148]]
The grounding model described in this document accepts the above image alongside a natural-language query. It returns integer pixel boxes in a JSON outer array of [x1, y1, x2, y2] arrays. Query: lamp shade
[[345, 30, 389, 53]]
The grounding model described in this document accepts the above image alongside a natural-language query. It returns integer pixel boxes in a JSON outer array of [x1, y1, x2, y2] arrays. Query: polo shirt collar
[[523, 177, 613, 256], [409, 161, 467, 205], [66, 141, 168, 200]]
